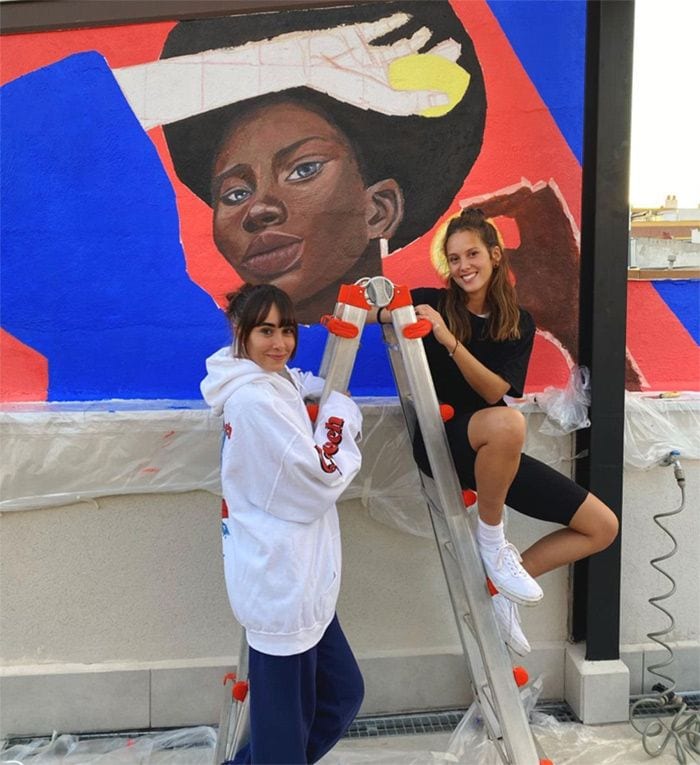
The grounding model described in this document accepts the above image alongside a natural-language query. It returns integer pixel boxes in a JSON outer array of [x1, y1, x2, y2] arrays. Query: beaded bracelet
[[448, 339, 460, 357]]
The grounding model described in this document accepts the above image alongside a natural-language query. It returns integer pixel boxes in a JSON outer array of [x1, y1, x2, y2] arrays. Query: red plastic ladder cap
[[439, 403, 455, 422], [321, 315, 359, 339], [306, 403, 319, 423], [462, 489, 477, 507], [513, 666, 529, 687], [233, 680, 249, 702], [402, 318, 432, 339]]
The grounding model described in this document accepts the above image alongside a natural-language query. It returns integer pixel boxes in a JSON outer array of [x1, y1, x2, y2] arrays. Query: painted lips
[[242, 232, 303, 278]]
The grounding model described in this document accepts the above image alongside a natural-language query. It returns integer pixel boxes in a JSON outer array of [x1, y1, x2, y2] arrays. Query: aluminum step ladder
[[213, 282, 372, 765], [366, 276, 549, 765]]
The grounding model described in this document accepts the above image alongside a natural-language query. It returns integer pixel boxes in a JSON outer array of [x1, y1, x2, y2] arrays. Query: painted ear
[[365, 178, 404, 240]]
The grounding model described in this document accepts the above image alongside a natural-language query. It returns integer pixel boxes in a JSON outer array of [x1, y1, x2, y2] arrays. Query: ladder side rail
[[386, 310, 540, 765], [317, 299, 344, 380], [376, 367, 543, 762], [214, 689, 234, 765], [215, 630, 251, 764], [426, 501, 509, 751], [422, 477, 506, 736], [319, 303, 368, 406], [382, 327, 506, 745], [422, 481, 549, 764]]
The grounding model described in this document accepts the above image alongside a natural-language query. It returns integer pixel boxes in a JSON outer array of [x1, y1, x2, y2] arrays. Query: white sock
[[477, 517, 505, 549]]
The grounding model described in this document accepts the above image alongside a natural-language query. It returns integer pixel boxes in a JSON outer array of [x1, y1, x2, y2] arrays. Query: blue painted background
[[1, 3, 588, 401]]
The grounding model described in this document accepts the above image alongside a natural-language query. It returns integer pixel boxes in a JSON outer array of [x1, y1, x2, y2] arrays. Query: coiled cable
[[630, 452, 700, 763]]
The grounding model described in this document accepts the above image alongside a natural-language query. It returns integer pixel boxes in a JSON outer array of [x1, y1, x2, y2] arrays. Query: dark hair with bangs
[[226, 283, 298, 360], [440, 208, 521, 343]]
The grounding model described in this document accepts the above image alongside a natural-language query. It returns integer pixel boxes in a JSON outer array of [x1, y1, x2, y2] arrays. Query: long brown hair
[[439, 208, 521, 343]]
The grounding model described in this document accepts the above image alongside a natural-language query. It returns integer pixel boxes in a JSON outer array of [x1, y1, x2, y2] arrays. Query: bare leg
[[468, 407, 526, 525], [520, 493, 619, 578]]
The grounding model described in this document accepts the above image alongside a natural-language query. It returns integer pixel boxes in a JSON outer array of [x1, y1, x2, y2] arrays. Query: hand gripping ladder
[[368, 277, 550, 765], [213, 283, 371, 765]]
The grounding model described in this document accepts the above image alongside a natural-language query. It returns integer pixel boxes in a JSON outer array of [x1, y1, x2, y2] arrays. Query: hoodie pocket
[[311, 537, 340, 625]]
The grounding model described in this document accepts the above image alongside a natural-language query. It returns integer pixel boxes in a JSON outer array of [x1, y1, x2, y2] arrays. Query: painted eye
[[220, 185, 252, 206], [287, 160, 324, 181]]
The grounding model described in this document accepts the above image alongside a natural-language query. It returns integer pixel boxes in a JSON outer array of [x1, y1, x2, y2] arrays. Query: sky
[[630, 0, 700, 209]]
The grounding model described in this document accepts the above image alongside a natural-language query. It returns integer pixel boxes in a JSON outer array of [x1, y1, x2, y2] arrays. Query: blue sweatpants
[[231, 614, 364, 764]]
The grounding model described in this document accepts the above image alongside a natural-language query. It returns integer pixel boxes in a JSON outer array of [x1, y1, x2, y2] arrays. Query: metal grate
[[346, 700, 580, 739], [534, 700, 580, 723], [11, 696, 699, 749], [346, 710, 465, 738], [630, 691, 700, 719]]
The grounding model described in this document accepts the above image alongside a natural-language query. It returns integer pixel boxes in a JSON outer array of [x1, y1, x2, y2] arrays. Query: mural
[[1, 0, 694, 402], [157, 5, 486, 326]]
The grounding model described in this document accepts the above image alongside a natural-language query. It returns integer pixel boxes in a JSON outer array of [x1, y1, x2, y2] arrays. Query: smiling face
[[242, 304, 297, 373], [212, 101, 377, 323], [445, 229, 501, 312]]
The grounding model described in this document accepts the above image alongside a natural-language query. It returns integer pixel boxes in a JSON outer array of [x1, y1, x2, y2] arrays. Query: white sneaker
[[479, 541, 543, 605], [492, 593, 531, 656]]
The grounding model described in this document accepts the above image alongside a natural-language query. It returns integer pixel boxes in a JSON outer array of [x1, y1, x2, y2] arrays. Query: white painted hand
[[301, 13, 460, 116], [114, 13, 462, 130]]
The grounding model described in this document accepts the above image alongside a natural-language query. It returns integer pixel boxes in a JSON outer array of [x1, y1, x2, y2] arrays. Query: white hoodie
[[201, 346, 363, 656]]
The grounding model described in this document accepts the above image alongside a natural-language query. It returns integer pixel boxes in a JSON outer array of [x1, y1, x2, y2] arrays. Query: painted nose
[[243, 195, 286, 233]]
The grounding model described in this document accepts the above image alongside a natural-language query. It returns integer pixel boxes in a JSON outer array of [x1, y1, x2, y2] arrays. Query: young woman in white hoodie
[[201, 284, 364, 764]]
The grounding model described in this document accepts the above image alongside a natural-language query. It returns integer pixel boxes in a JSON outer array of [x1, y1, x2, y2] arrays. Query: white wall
[[629, 237, 700, 268], [1, 404, 698, 736]]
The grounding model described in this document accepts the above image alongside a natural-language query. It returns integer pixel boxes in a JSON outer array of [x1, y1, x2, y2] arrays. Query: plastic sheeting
[[624, 393, 700, 470], [2, 394, 698, 514], [0, 727, 216, 764], [350, 400, 578, 539], [0, 401, 221, 511], [535, 365, 591, 437], [1, 715, 689, 764]]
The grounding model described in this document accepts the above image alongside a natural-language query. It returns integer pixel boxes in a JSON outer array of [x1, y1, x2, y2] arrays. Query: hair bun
[[458, 207, 486, 224]]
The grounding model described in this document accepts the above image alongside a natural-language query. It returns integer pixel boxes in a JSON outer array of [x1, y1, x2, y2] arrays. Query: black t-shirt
[[411, 287, 535, 413]]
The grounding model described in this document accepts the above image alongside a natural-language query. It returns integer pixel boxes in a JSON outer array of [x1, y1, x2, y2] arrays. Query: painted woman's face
[[212, 102, 372, 323]]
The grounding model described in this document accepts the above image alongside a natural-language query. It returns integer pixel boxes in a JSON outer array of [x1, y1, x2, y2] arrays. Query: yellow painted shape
[[430, 215, 458, 278], [388, 53, 470, 118]]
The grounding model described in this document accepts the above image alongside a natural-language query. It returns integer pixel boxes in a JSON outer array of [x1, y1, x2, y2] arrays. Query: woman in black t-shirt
[[377, 208, 618, 656]]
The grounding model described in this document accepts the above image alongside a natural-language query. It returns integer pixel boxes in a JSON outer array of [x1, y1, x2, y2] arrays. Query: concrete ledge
[[359, 649, 471, 714], [0, 667, 149, 737], [620, 641, 700, 696], [641, 640, 700, 694], [515, 642, 566, 701], [620, 645, 645, 695], [150, 661, 232, 729], [0, 644, 566, 737], [565, 643, 630, 724]]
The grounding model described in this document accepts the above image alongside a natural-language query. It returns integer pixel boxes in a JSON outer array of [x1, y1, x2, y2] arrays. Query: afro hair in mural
[[161, 0, 486, 251]]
